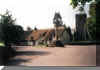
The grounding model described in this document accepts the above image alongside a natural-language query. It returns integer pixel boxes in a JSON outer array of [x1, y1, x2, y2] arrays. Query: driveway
[[7, 45, 96, 66]]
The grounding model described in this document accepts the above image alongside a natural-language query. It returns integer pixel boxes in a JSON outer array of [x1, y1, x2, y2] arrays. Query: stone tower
[[75, 13, 88, 41]]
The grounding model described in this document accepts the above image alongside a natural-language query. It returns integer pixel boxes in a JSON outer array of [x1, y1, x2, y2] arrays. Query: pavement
[[7, 45, 96, 66]]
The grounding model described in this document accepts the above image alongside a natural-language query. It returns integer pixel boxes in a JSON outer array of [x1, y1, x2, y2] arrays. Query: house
[[24, 26, 73, 46]]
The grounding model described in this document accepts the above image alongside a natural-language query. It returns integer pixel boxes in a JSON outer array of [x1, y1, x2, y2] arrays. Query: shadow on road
[[6, 58, 29, 66], [6, 50, 51, 66], [96, 45, 100, 66], [16, 50, 50, 56]]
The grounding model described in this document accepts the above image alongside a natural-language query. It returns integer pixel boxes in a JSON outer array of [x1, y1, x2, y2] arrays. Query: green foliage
[[87, 2, 96, 40], [2, 25, 24, 43], [70, 0, 100, 9], [70, 0, 93, 8], [0, 10, 15, 25], [0, 42, 5, 46], [89, 2, 96, 16], [0, 10, 24, 45], [96, 1, 100, 40]]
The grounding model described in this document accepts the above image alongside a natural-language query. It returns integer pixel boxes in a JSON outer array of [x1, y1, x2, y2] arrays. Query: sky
[[0, 0, 89, 30]]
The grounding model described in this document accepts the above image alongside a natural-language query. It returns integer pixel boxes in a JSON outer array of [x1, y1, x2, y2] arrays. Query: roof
[[25, 27, 66, 41], [41, 29, 54, 41], [26, 29, 49, 40]]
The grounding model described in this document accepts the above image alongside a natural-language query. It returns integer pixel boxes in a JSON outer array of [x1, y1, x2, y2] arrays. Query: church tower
[[75, 13, 90, 41]]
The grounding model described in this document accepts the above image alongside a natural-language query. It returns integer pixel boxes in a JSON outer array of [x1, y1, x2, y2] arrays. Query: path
[[7, 45, 96, 66]]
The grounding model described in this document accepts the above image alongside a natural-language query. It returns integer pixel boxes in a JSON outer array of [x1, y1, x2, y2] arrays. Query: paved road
[[7, 45, 96, 66]]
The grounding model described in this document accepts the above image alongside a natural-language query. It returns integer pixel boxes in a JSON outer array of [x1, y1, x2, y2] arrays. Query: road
[[7, 45, 96, 66]]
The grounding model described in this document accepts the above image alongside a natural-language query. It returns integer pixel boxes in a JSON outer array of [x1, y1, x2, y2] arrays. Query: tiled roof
[[26, 29, 49, 40], [41, 29, 55, 41], [25, 27, 65, 41]]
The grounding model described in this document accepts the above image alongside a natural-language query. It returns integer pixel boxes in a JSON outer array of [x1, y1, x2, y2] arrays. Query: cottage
[[24, 26, 72, 46]]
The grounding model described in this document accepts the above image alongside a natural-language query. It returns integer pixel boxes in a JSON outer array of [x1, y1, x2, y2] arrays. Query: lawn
[[0, 42, 5, 47]]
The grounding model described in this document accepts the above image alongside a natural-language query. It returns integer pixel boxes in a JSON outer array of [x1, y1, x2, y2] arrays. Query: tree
[[96, 1, 100, 41], [70, 0, 96, 9], [0, 10, 24, 46], [87, 2, 96, 40], [34, 26, 38, 31], [27, 26, 32, 31]]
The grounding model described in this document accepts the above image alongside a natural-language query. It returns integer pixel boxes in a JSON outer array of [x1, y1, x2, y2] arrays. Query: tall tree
[[27, 26, 32, 31], [96, 1, 100, 41], [87, 2, 96, 40], [70, 0, 96, 9], [0, 10, 24, 46]]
